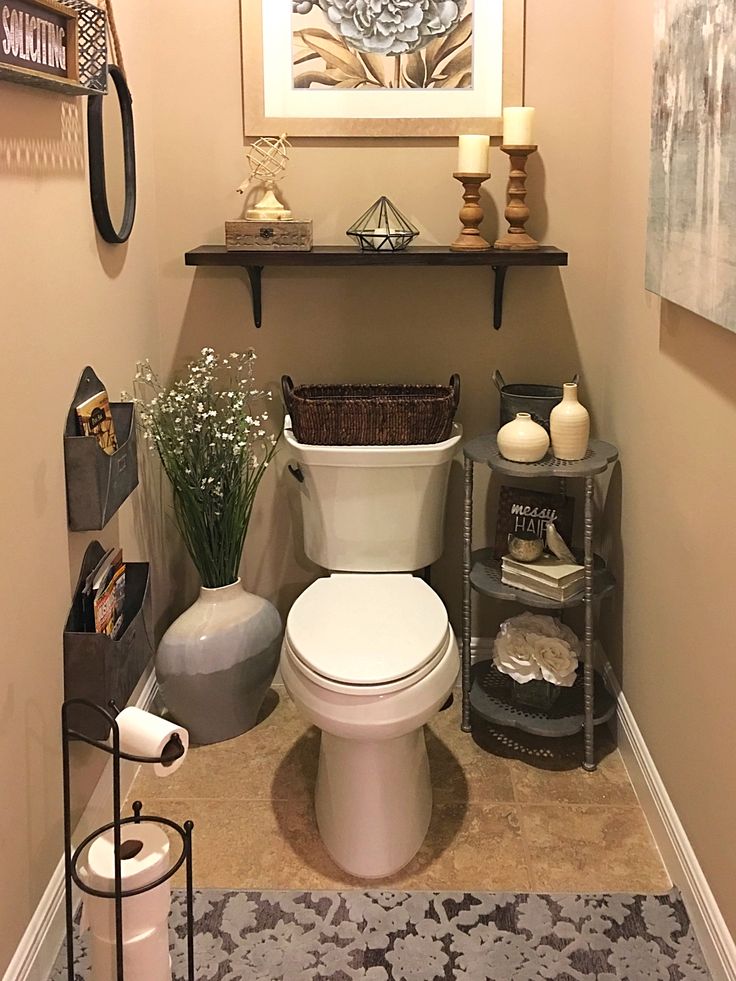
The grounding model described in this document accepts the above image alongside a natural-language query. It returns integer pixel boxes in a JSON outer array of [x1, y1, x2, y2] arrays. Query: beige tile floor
[[130, 686, 670, 894]]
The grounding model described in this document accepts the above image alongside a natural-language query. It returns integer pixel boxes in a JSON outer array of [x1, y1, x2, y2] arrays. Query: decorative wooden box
[[225, 219, 313, 252]]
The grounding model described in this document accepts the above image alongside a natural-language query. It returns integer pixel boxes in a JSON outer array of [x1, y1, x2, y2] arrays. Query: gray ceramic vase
[[155, 579, 282, 745]]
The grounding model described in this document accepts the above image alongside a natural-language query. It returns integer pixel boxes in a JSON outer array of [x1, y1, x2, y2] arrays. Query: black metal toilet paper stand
[[62, 698, 196, 981]]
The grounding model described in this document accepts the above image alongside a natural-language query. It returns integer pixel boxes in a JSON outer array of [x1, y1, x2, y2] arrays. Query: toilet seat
[[285, 574, 451, 695]]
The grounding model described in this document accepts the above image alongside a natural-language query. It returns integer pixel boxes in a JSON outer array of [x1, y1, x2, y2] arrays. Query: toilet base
[[315, 727, 432, 879]]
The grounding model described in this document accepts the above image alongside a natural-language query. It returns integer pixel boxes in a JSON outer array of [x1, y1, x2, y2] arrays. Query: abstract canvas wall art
[[241, 0, 525, 137], [646, 1, 736, 333]]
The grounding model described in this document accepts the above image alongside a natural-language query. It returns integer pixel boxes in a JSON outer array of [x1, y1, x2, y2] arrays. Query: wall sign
[[494, 487, 575, 559], [0, 0, 81, 93]]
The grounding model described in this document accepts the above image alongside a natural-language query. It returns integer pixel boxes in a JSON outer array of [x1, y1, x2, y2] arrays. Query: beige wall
[[598, 0, 736, 930], [0, 1, 160, 971], [1, 0, 735, 973]]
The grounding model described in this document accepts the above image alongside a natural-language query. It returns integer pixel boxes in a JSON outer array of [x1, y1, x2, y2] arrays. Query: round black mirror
[[87, 65, 136, 245]]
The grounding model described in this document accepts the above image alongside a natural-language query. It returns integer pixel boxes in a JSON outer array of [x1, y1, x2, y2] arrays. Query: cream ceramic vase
[[550, 383, 590, 460], [497, 412, 550, 463], [156, 579, 282, 745]]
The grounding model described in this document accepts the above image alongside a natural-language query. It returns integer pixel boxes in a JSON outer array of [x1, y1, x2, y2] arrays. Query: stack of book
[[81, 547, 127, 637], [501, 553, 585, 603]]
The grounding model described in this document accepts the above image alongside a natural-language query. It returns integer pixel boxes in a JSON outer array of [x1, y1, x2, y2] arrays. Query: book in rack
[[81, 546, 126, 638], [75, 388, 118, 455]]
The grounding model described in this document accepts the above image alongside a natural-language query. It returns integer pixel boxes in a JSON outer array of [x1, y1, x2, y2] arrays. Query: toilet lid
[[285, 575, 450, 686]]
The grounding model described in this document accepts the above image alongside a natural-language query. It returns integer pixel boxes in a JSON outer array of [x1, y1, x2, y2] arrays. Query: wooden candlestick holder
[[450, 172, 492, 251], [495, 146, 540, 251]]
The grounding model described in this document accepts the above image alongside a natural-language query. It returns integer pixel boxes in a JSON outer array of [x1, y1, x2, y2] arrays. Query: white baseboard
[[2, 862, 67, 981], [2, 667, 158, 981], [599, 660, 736, 981]]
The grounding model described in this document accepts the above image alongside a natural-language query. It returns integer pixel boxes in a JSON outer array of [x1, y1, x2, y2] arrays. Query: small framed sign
[[494, 486, 575, 559], [0, 0, 82, 94]]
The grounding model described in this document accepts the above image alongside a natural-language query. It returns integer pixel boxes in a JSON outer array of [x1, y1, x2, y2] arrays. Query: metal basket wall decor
[[347, 196, 419, 252], [493, 370, 581, 433], [59, 0, 107, 93]]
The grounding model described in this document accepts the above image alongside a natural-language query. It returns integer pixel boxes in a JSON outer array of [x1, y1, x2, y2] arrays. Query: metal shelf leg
[[462, 457, 474, 731], [583, 475, 596, 771]]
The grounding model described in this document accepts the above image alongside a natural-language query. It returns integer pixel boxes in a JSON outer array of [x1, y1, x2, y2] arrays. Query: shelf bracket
[[492, 265, 508, 330], [245, 266, 263, 328]]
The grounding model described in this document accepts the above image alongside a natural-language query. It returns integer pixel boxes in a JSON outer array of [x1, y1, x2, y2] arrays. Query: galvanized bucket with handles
[[493, 369, 580, 433]]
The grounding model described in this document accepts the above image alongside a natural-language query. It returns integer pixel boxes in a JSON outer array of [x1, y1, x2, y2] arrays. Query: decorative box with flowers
[[493, 612, 580, 711]]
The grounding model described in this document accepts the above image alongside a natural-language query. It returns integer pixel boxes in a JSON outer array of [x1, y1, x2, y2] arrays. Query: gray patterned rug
[[53, 889, 711, 980]]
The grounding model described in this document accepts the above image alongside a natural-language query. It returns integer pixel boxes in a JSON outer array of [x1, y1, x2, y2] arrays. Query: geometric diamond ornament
[[347, 196, 419, 252], [58, 0, 108, 93]]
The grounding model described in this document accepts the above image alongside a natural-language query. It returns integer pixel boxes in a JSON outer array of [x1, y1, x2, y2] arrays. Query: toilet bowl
[[281, 418, 462, 878], [281, 574, 458, 878]]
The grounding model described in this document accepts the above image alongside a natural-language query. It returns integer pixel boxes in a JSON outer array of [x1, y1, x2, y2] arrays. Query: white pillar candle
[[503, 107, 536, 146], [457, 135, 490, 174]]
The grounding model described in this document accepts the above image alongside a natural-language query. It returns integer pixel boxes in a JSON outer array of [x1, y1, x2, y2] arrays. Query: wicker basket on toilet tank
[[281, 375, 460, 446]]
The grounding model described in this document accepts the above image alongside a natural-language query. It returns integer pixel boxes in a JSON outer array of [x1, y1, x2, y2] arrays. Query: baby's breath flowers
[[127, 348, 278, 588]]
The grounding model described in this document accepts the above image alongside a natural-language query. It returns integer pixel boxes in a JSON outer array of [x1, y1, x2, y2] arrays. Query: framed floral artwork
[[241, 0, 526, 138]]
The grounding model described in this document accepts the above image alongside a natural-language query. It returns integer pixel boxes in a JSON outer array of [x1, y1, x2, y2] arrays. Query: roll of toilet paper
[[88, 923, 171, 981], [113, 706, 188, 776], [80, 823, 171, 943]]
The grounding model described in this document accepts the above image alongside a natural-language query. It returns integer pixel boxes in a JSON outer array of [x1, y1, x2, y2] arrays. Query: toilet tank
[[284, 419, 462, 572]]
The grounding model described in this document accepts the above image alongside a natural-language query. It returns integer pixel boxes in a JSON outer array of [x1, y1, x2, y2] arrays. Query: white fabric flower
[[314, 0, 466, 56], [493, 613, 580, 687], [529, 635, 578, 686]]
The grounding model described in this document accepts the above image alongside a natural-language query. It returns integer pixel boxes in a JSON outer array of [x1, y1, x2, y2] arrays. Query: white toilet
[[280, 417, 462, 879]]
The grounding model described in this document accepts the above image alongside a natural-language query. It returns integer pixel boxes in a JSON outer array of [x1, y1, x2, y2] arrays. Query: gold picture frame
[[241, 0, 526, 138]]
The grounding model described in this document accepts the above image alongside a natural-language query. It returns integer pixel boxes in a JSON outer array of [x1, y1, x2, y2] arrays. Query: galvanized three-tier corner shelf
[[461, 435, 619, 771]]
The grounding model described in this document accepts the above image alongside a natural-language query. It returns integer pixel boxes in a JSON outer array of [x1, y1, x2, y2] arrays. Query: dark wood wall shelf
[[184, 245, 568, 330]]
